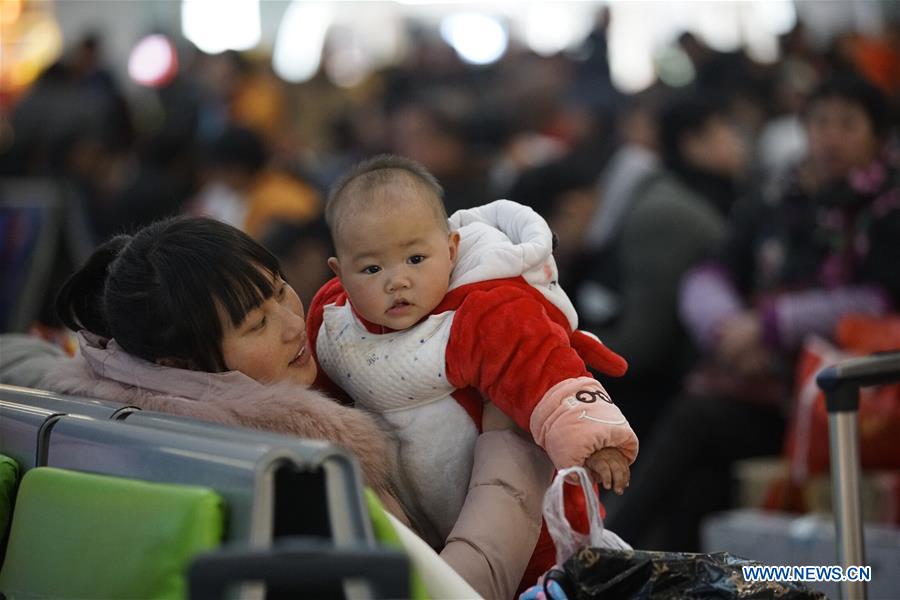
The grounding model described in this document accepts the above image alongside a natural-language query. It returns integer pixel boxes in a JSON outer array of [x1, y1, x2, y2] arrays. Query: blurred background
[[2, 2, 900, 583], [2, 0, 898, 309]]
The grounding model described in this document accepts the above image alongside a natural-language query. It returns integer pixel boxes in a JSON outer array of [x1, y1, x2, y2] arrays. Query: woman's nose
[[281, 306, 306, 341]]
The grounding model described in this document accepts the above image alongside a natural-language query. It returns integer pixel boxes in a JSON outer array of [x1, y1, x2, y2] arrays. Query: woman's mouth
[[289, 342, 311, 367]]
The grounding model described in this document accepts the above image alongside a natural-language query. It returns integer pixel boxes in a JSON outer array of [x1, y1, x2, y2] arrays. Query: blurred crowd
[[2, 10, 900, 554]]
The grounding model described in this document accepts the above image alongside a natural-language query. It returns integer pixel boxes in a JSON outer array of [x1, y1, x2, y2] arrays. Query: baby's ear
[[448, 231, 461, 264], [327, 257, 342, 278]]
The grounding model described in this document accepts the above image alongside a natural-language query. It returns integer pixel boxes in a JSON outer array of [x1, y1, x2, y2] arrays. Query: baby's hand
[[586, 448, 630, 495]]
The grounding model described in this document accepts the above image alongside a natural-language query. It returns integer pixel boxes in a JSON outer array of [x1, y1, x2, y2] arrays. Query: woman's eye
[[362, 265, 381, 274], [408, 255, 425, 265], [277, 284, 286, 299], [252, 317, 266, 331]]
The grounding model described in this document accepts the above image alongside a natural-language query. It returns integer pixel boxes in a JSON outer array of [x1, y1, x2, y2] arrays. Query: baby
[[308, 155, 638, 578]]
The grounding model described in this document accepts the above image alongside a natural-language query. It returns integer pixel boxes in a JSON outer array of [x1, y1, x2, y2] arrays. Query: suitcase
[[816, 350, 900, 600]]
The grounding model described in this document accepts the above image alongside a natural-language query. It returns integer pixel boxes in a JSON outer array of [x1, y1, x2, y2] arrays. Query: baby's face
[[330, 193, 459, 331]]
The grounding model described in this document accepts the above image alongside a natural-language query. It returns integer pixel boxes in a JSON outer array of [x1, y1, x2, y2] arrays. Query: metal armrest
[[188, 537, 409, 600]]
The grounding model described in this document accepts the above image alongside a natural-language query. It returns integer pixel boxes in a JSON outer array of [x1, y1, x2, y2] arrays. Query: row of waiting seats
[[0, 383, 411, 599]]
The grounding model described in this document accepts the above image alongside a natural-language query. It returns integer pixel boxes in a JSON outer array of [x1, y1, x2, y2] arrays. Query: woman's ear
[[156, 357, 197, 370], [327, 257, 342, 279]]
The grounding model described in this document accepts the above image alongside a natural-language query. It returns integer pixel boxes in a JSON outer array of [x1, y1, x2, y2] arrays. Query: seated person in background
[[4, 216, 551, 600], [607, 73, 900, 552], [309, 154, 638, 590], [259, 216, 334, 307], [189, 126, 321, 239], [503, 156, 601, 289], [574, 89, 747, 440], [682, 73, 900, 382]]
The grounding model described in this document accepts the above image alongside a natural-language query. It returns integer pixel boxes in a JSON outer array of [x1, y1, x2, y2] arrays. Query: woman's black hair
[[802, 72, 889, 139], [56, 217, 283, 372]]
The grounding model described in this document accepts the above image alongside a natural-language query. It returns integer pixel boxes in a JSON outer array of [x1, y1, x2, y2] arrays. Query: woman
[[7, 216, 550, 599]]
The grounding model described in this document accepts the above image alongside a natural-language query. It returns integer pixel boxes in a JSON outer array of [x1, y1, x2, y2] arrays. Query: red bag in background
[[767, 315, 900, 521], [836, 313, 900, 354], [783, 315, 900, 482]]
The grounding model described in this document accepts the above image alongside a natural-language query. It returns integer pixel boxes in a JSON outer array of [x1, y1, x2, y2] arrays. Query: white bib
[[316, 303, 477, 544]]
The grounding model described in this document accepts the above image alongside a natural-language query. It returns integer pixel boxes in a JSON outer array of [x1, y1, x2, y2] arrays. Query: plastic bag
[[544, 466, 631, 566]]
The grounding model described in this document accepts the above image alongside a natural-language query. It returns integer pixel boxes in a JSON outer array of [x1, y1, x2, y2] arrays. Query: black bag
[[538, 468, 824, 600], [553, 548, 825, 600]]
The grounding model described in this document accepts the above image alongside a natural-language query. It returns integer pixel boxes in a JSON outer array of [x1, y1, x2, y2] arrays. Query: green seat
[[0, 467, 224, 599], [365, 490, 429, 600], [0, 454, 19, 556]]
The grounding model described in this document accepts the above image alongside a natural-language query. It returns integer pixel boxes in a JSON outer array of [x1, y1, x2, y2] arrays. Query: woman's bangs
[[216, 265, 273, 327], [215, 244, 283, 327]]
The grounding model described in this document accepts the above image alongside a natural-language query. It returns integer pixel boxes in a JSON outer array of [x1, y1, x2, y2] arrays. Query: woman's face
[[806, 97, 880, 183], [220, 276, 317, 386]]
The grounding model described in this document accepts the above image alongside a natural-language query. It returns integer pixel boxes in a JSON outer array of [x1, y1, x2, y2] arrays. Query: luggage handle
[[816, 350, 900, 412], [814, 350, 900, 600]]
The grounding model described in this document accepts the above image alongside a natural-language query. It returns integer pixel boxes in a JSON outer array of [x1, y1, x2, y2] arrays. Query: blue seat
[[0, 383, 135, 420], [0, 384, 135, 473], [0, 383, 374, 548], [0, 400, 59, 472]]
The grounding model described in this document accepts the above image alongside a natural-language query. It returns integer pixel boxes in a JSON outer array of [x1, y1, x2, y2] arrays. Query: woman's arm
[[440, 406, 553, 600]]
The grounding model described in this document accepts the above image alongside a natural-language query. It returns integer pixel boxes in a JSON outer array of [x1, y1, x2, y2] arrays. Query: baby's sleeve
[[445, 286, 590, 428], [446, 285, 638, 469], [530, 376, 638, 469]]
